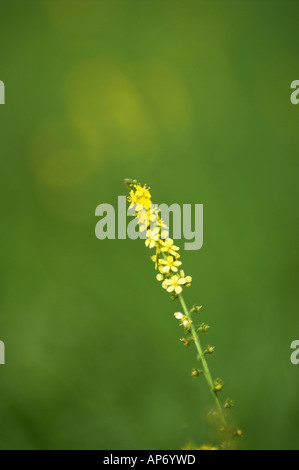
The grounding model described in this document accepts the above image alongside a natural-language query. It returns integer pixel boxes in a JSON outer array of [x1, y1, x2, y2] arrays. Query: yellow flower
[[145, 228, 160, 248], [160, 238, 180, 257], [160, 229, 169, 239], [135, 185, 151, 203], [151, 254, 158, 269], [128, 184, 152, 211], [158, 255, 182, 274], [128, 189, 139, 208], [136, 197, 151, 212], [137, 208, 151, 231], [162, 274, 186, 294], [135, 184, 151, 200], [137, 206, 160, 232], [179, 270, 192, 286], [156, 273, 164, 281]]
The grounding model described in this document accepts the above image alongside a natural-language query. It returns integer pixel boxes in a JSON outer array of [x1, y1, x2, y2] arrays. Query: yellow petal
[[161, 266, 170, 273]]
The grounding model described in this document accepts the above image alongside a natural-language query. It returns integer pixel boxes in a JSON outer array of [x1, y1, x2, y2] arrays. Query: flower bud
[[213, 378, 224, 393], [174, 312, 184, 320], [191, 368, 203, 377], [224, 399, 235, 410], [190, 304, 202, 314], [183, 319, 192, 329], [204, 345, 215, 355], [198, 323, 210, 333], [180, 338, 190, 346], [124, 178, 136, 188]]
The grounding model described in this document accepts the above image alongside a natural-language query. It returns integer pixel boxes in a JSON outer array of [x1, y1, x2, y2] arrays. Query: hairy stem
[[178, 294, 227, 428]]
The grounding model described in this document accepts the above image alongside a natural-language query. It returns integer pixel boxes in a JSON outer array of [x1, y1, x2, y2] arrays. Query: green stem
[[178, 294, 227, 428]]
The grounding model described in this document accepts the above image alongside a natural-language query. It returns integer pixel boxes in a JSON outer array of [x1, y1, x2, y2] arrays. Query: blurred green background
[[0, 0, 298, 450]]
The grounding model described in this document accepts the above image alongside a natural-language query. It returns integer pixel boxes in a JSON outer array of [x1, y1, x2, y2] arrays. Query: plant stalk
[[178, 294, 227, 428]]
